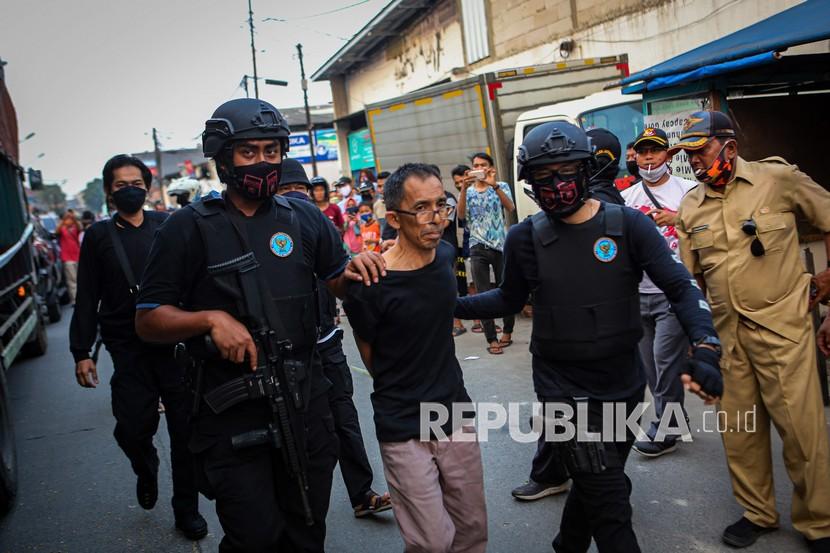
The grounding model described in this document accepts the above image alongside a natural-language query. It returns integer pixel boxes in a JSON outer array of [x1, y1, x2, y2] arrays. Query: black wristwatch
[[694, 336, 722, 355]]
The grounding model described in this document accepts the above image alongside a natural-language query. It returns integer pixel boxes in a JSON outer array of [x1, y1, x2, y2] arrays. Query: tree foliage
[[81, 178, 105, 214], [32, 184, 67, 213]]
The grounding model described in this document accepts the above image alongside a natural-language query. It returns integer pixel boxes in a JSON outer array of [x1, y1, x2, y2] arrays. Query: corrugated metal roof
[[311, 0, 441, 82]]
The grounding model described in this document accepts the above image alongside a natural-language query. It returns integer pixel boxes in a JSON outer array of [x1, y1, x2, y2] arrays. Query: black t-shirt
[[137, 194, 348, 449], [343, 240, 471, 442], [70, 211, 168, 360]]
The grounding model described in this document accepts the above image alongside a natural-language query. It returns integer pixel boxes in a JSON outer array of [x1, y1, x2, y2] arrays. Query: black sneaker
[[136, 474, 158, 510], [807, 537, 830, 553], [175, 511, 208, 540], [722, 517, 777, 548], [632, 439, 678, 458], [511, 479, 571, 501]]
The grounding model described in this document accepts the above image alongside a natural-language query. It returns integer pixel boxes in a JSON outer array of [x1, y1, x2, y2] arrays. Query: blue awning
[[622, 51, 779, 94], [620, 0, 830, 90]]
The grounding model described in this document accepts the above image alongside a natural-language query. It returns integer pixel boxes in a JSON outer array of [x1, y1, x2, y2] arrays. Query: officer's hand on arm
[[817, 312, 830, 357], [207, 311, 258, 370], [681, 344, 723, 405], [75, 359, 99, 388], [809, 268, 830, 312], [344, 251, 387, 286]]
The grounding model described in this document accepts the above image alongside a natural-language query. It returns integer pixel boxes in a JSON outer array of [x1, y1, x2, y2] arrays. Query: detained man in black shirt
[[134, 98, 385, 553], [455, 122, 724, 553], [343, 163, 487, 553], [70, 155, 206, 540]]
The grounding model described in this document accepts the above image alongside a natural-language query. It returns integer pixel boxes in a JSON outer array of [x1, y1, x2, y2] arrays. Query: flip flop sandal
[[354, 492, 393, 518], [498, 339, 513, 348], [452, 327, 467, 337], [487, 345, 504, 355], [471, 323, 484, 333]]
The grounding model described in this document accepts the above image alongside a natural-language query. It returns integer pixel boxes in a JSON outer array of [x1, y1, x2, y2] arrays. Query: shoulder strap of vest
[[274, 195, 293, 225], [604, 203, 624, 237], [531, 211, 558, 246], [106, 217, 138, 294]]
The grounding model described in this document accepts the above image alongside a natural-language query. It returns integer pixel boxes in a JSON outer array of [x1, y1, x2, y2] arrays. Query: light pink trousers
[[380, 428, 487, 553]]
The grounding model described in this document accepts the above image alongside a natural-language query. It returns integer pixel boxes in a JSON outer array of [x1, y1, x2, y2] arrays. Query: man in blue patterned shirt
[[457, 152, 515, 354]]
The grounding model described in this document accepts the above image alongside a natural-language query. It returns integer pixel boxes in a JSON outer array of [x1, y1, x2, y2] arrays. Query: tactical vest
[[186, 194, 318, 353], [530, 203, 642, 362]]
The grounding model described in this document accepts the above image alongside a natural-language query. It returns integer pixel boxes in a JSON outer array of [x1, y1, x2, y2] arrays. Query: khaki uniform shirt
[[676, 156, 830, 366]]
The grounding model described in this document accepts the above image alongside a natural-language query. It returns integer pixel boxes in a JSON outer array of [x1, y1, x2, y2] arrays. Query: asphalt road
[[1, 308, 827, 552]]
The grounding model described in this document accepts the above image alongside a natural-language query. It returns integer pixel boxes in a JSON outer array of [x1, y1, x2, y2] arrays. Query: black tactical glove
[[684, 345, 724, 398]]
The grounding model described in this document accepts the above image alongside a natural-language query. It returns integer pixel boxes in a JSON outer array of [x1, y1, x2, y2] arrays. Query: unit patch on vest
[[593, 237, 618, 263], [270, 232, 294, 257]]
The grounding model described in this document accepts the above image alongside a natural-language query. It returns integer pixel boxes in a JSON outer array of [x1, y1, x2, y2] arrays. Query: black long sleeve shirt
[[454, 205, 718, 400], [69, 211, 168, 361]]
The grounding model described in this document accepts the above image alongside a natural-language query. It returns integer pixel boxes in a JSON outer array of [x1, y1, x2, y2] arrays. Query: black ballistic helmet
[[202, 98, 291, 159], [517, 121, 593, 181]]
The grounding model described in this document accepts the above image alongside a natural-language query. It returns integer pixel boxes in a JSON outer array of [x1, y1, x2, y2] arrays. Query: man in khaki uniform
[[673, 111, 830, 552]]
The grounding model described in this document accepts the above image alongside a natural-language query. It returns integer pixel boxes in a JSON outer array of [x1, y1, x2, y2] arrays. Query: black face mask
[[282, 190, 311, 202], [231, 161, 282, 200], [626, 160, 640, 178], [531, 169, 588, 219], [111, 186, 147, 214]]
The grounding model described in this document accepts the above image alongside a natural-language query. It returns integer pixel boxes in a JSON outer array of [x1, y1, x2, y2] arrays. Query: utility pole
[[296, 43, 317, 176], [248, 0, 259, 98], [152, 127, 167, 205]]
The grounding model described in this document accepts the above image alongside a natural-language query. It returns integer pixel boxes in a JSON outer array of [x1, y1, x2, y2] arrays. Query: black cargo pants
[[318, 331, 375, 507], [546, 391, 644, 553], [196, 393, 339, 553], [108, 342, 198, 515]]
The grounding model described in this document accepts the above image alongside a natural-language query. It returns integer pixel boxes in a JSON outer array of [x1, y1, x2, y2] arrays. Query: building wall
[[336, 0, 802, 114], [341, 0, 466, 115], [479, 0, 802, 76], [327, 0, 803, 170]]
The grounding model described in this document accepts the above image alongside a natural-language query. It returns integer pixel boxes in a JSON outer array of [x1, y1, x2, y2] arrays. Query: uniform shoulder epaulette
[[758, 156, 790, 166]]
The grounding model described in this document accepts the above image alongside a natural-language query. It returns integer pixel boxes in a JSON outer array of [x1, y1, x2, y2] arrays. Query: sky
[[1, 0, 388, 195]]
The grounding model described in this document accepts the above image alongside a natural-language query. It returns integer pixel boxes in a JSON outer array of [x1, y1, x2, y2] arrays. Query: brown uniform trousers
[[676, 156, 830, 540]]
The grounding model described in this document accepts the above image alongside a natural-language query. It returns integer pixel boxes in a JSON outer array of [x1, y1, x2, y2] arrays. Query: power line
[[261, 18, 352, 41], [262, 0, 371, 22]]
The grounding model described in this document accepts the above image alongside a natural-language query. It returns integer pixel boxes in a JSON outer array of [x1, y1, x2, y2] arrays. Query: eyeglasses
[[394, 205, 455, 224], [741, 219, 765, 257]]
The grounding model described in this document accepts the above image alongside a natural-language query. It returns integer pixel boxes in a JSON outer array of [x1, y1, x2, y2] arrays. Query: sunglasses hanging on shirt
[[741, 219, 765, 257]]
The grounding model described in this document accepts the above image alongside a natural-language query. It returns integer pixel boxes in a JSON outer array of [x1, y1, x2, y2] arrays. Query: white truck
[[512, 89, 644, 220], [365, 55, 631, 192]]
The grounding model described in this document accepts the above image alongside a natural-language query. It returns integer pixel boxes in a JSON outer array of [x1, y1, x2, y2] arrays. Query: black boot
[[175, 511, 208, 540], [722, 517, 777, 548], [136, 474, 158, 510]]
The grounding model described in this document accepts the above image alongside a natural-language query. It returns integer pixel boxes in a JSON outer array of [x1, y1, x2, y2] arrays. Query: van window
[[579, 102, 643, 175]]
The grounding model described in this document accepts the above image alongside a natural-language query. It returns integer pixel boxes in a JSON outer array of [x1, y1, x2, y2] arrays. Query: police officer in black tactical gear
[[277, 158, 393, 519], [455, 121, 724, 553], [586, 128, 626, 205], [135, 98, 386, 553]]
